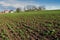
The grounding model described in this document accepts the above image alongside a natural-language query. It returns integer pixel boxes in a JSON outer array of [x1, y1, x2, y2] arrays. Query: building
[[9, 10, 14, 13], [4, 10, 9, 13], [3, 10, 14, 13]]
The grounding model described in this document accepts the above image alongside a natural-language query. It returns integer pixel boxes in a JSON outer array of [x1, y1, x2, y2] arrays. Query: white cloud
[[46, 6, 60, 10], [0, 1, 40, 8], [0, 1, 10, 6], [0, 0, 60, 10]]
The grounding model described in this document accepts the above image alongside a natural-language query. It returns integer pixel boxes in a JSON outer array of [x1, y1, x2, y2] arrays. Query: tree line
[[16, 5, 45, 12]]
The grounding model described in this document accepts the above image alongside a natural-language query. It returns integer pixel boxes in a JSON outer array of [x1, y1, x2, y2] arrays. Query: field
[[0, 10, 60, 40]]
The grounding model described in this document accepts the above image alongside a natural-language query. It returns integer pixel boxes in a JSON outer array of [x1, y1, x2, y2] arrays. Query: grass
[[0, 10, 60, 40]]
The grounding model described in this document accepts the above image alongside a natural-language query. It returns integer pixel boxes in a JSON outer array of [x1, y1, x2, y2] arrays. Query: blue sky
[[0, 0, 60, 11]]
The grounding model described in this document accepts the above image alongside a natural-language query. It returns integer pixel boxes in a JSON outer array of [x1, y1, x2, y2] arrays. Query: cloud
[[46, 6, 60, 10], [0, 0, 60, 11], [0, 1, 10, 6], [0, 1, 40, 8]]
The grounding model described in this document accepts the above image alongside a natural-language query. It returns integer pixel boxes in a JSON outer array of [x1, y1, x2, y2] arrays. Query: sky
[[0, 0, 60, 11]]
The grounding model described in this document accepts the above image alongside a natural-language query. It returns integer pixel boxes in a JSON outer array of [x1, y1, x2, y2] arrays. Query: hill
[[0, 10, 60, 40]]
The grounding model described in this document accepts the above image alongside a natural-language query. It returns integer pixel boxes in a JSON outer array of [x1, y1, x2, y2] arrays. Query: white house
[[9, 10, 14, 13]]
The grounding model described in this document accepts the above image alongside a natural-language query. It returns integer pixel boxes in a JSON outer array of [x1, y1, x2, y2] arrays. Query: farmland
[[0, 10, 60, 40]]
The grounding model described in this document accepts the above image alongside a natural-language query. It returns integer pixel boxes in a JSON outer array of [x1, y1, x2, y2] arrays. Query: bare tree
[[24, 5, 37, 11], [24, 5, 45, 11], [38, 6, 45, 10]]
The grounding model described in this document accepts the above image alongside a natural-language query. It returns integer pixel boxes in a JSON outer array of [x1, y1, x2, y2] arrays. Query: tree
[[31, 5, 37, 11], [24, 5, 45, 11], [16, 8, 21, 13], [38, 6, 45, 10], [24, 5, 37, 11]]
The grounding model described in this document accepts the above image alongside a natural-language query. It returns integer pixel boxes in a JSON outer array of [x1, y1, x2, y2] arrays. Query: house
[[4, 10, 9, 13], [9, 10, 14, 13], [4, 10, 14, 13]]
